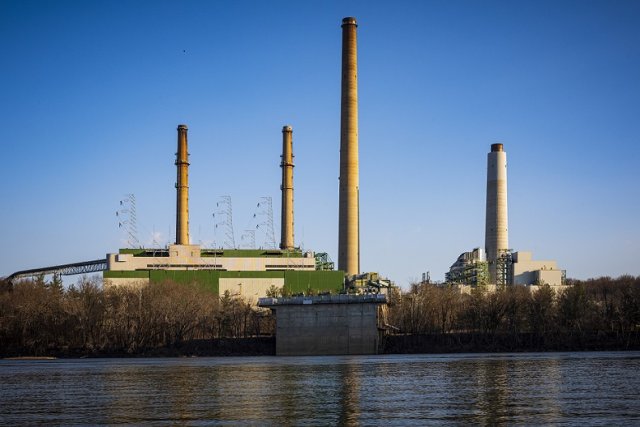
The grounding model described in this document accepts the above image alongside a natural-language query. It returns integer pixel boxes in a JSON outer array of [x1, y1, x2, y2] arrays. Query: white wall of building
[[219, 277, 285, 304], [512, 251, 563, 287], [107, 245, 316, 272], [103, 278, 150, 288]]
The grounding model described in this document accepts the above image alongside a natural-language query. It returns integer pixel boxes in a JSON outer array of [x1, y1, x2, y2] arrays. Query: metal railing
[[258, 293, 387, 307]]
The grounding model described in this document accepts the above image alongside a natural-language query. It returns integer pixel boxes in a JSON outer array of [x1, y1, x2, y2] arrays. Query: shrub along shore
[[1, 275, 638, 358]]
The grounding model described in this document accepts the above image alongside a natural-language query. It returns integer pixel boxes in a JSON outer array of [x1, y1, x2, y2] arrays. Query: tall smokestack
[[280, 125, 294, 250], [176, 124, 190, 245], [338, 16, 360, 276], [485, 143, 508, 283]]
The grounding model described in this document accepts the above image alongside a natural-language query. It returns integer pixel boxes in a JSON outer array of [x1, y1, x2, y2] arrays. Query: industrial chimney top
[[342, 17, 357, 26], [282, 125, 293, 132], [491, 143, 504, 152], [177, 124, 188, 130]]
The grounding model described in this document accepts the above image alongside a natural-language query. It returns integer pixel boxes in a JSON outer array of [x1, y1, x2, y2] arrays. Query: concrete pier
[[259, 294, 387, 356]]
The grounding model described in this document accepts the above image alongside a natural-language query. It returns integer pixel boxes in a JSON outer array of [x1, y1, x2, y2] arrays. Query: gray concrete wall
[[273, 303, 381, 356]]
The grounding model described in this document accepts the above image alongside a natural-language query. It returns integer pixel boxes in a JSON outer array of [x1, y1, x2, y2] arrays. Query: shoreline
[[3, 333, 638, 359]]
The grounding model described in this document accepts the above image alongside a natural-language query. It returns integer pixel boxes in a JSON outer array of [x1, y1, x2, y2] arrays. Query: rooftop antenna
[[213, 195, 236, 249], [116, 193, 139, 248], [255, 196, 277, 249]]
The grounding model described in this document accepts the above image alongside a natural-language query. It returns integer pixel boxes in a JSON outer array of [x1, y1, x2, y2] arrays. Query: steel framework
[[5, 259, 108, 283]]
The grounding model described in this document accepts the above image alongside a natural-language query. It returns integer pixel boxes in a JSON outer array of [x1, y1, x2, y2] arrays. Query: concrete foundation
[[259, 294, 387, 356]]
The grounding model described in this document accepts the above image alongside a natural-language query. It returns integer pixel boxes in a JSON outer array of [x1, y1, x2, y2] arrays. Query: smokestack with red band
[[280, 125, 294, 250], [338, 17, 360, 276], [485, 143, 508, 283], [176, 124, 190, 245]]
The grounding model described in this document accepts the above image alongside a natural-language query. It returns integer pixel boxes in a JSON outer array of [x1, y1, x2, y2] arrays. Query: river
[[1, 352, 639, 425]]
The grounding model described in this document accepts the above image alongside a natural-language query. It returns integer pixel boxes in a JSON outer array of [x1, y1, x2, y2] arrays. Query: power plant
[[2, 15, 571, 354], [5, 17, 387, 304], [102, 123, 343, 298], [101, 17, 383, 306], [447, 143, 565, 290]]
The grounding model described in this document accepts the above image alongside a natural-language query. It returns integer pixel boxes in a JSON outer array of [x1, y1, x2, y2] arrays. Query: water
[[1, 352, 639, 425]]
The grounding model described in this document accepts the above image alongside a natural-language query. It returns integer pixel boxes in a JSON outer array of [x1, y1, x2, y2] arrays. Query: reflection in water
[[339, 361, 361, 425], [1, 352, 639, 425], [274, 361, 298, 422], [529, 358, 562, 424], [476, 359, 510, 424]]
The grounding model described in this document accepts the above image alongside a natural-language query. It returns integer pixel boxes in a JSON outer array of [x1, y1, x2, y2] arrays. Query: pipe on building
[[280, 125, 294, 250], [338, 16, 360, 276], [485, 143, 508, 283], [175, 124, 190, 245]]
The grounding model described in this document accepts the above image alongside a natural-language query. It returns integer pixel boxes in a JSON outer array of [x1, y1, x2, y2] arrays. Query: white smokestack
[[485, 143, 508, 284]]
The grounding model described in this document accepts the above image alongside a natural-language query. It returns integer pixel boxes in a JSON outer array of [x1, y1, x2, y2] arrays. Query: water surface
[[1, 352, 638, 425]]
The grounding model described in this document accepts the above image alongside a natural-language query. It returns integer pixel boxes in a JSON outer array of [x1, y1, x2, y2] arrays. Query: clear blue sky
[[1, 0, 639, 286]]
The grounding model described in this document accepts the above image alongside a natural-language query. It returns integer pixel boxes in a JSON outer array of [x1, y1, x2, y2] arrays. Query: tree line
[[1, 275, 639, 357], [384, 276, 640, 352], [0, 276, 274, 357]]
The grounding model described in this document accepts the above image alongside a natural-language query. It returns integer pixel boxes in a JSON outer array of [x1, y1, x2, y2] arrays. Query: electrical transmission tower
[[213, 195, 236, 249], [116, 194, 139, 248], [254, 196, 277, 249], [240, 229, 256, 249]]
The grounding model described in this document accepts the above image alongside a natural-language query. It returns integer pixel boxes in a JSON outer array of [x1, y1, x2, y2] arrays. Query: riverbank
[[381, 332, 640, 354], [2, 275, 639, 358], [4, 333, 640, 358], [1, 337, 276, 359]]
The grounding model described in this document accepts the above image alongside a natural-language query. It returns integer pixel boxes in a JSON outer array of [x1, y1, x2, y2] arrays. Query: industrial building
[[103, 123, 345, 300], [5, 16, 561, 302], [101, 16, 390, 310], [102, 17, 390, 356], [511, 251, 565, 288], [445, 248, 488, 287], [447, 248, 565, 290], [447, 143, 565, 290]]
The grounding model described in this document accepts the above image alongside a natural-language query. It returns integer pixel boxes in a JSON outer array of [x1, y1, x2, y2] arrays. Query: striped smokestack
[[280, 125, 294, 250], [338, 16, 360, 276], [175, 124, 190, 245], [485, 143, 508, 284]]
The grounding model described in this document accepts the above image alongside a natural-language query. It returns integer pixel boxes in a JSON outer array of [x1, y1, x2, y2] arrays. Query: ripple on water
[[0, 352, 639, 425]]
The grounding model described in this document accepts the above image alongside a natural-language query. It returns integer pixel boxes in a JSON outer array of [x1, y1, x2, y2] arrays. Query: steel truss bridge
[[3, 259, 107, 283]]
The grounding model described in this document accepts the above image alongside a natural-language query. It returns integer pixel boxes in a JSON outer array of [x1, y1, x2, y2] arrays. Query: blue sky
[[1, 0, 639, 286]]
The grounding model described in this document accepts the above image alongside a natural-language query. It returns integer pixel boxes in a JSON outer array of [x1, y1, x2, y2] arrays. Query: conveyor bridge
[[3, 259, 107, 283]]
